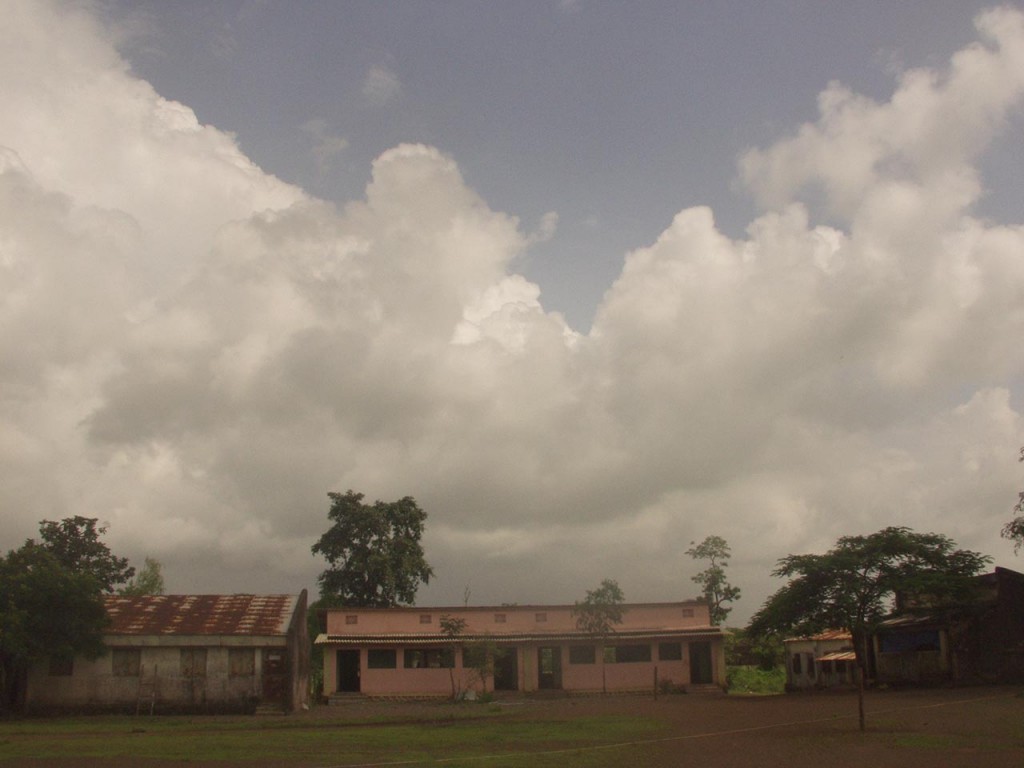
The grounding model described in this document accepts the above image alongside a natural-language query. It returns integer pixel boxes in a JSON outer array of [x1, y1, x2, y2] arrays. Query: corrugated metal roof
[[104, 594, 298, 636], [315, 628, 723, 646], [816, 651, 856, 662], [785, 629, 852, 642], [878, 614, 941, 629]]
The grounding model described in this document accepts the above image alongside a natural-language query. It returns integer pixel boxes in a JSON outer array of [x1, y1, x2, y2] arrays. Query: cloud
[[301, 118, 350, 173], [739, 7, 1024, 223], [362, 64, 402, 105], [1, 1, 1023, 619]]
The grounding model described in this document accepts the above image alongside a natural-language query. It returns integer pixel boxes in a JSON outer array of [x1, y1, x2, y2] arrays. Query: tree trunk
[[857, 664, 865, 731], [856, 629, 870, 731]]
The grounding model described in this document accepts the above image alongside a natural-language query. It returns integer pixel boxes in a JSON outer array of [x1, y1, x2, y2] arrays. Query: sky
[[2, 0, 1023, 624]]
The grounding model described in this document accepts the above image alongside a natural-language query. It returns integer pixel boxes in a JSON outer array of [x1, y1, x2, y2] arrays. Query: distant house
[[783, 630, 855, 690], [316, 601, 724, 699], [874, 567, 1024, 685], [25, 592, 309, 714]]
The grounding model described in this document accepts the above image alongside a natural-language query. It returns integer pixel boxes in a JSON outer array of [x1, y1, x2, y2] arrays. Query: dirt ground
[[9, 686, 1024, 767], [525, 686, 1024, 767]]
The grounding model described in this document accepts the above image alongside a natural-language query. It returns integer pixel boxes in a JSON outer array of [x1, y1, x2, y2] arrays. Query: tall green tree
[[686, 535, 741, 625], [1001, 446, 1024, 551], [119, 557, 165, 596], [311, 490, 434, 607], [37, 516, 134, 593], [573, 579, 626, 694], [747, 526, 989, 730], [0, 543, 109, 712]]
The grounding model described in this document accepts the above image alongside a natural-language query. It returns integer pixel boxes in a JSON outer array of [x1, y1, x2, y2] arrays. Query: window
[[404, 648, 454, 669], [229, 648, 255, 677], [681, 608, 694, 618], [821, 660, 833, 675], [606, 645, 652, 663], [658, 642, 682, 661], [806, 655, 815, 678], [112, 648, 141, 677], [569, 645, 596, 664], [48, 656, 74, 676], [535, 612, 547, 623], [878, 629, 941, 654], [180, 648, 207, 678], [345, 615, 358, 625], [419, 614, 432, 625], [791, 653, 802, 675], [494, 613, 507, 623], [368, 649, 397, 669]]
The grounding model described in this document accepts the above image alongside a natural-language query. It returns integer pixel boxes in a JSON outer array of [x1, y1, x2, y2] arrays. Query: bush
[[726, 665, 785, 695]]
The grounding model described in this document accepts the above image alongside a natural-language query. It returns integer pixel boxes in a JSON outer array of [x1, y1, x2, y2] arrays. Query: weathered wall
[[286, 589, 310, 712], [25, 638, 287, 712]]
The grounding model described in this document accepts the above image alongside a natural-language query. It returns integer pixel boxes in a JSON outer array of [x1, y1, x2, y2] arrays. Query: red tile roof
[[104, 594, 298, 636]]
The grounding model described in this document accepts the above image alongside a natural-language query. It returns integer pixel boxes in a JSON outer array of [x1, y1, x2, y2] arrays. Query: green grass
[[0, 712, 663, 765], [726, 665, 786, 695]]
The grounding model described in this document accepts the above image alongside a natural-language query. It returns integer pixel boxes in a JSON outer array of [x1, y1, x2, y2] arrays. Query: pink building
[[317, 600, 725, 698]]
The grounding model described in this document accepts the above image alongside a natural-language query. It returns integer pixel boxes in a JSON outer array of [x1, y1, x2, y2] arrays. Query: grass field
[[0, 710, 658, 766], [2, 687, 1022, 767]]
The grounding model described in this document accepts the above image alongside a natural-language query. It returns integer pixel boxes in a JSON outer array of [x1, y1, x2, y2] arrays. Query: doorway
[[537, 646, 562, 690], [494, 647, 518, 691], [336, 649, 360, 693], [261, 648, 286, 702], [689, 641, 713, 685]]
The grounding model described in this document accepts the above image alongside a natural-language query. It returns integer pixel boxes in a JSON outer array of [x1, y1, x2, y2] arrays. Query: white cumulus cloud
[[1, 1, 1022, 618]]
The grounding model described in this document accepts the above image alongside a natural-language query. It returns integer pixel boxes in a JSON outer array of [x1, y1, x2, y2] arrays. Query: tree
[[724, 627, 783, 671], [747, 526, 990, 730], [36, 516, 134, 593], [686, 535, 741, 625], [1000, 446, 1024, 551], [0, 544, 108, 712], [439, 614, 468, 700], [573, 579, 626, 694], [311, 491, 434, 607], [119, 557, 165, 596], [462, 636, 503, 696]]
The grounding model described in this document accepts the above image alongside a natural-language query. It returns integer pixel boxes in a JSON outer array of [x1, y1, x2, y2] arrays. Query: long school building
[[317, 600, 725, 697]]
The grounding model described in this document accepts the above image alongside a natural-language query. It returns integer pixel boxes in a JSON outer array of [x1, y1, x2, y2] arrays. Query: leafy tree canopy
[[311, 490, 434, 608], [119, 557, 165, 596], [747, 526, 988, 732], [686, 535, 741, 625], [0, 542, 109, 711], [36, 516, 134, 593], [748, 526, 990, 648], [573, 578, 626, 637], [1000, 446, 1024, 551]]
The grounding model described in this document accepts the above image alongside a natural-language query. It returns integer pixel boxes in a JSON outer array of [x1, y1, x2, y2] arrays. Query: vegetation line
[[318, 691, 1019, 768]]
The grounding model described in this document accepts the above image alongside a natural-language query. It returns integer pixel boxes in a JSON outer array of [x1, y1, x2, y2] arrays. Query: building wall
[[784, 638, 854, 690], [322, 602, 722, 698], [324, 638, 721, 696], [325, 602, 711, 637], [25, 636, 288, 712], [285, 589, 310, 712], [873, 627, 950, 684], [956, 568, 1024, 683]]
